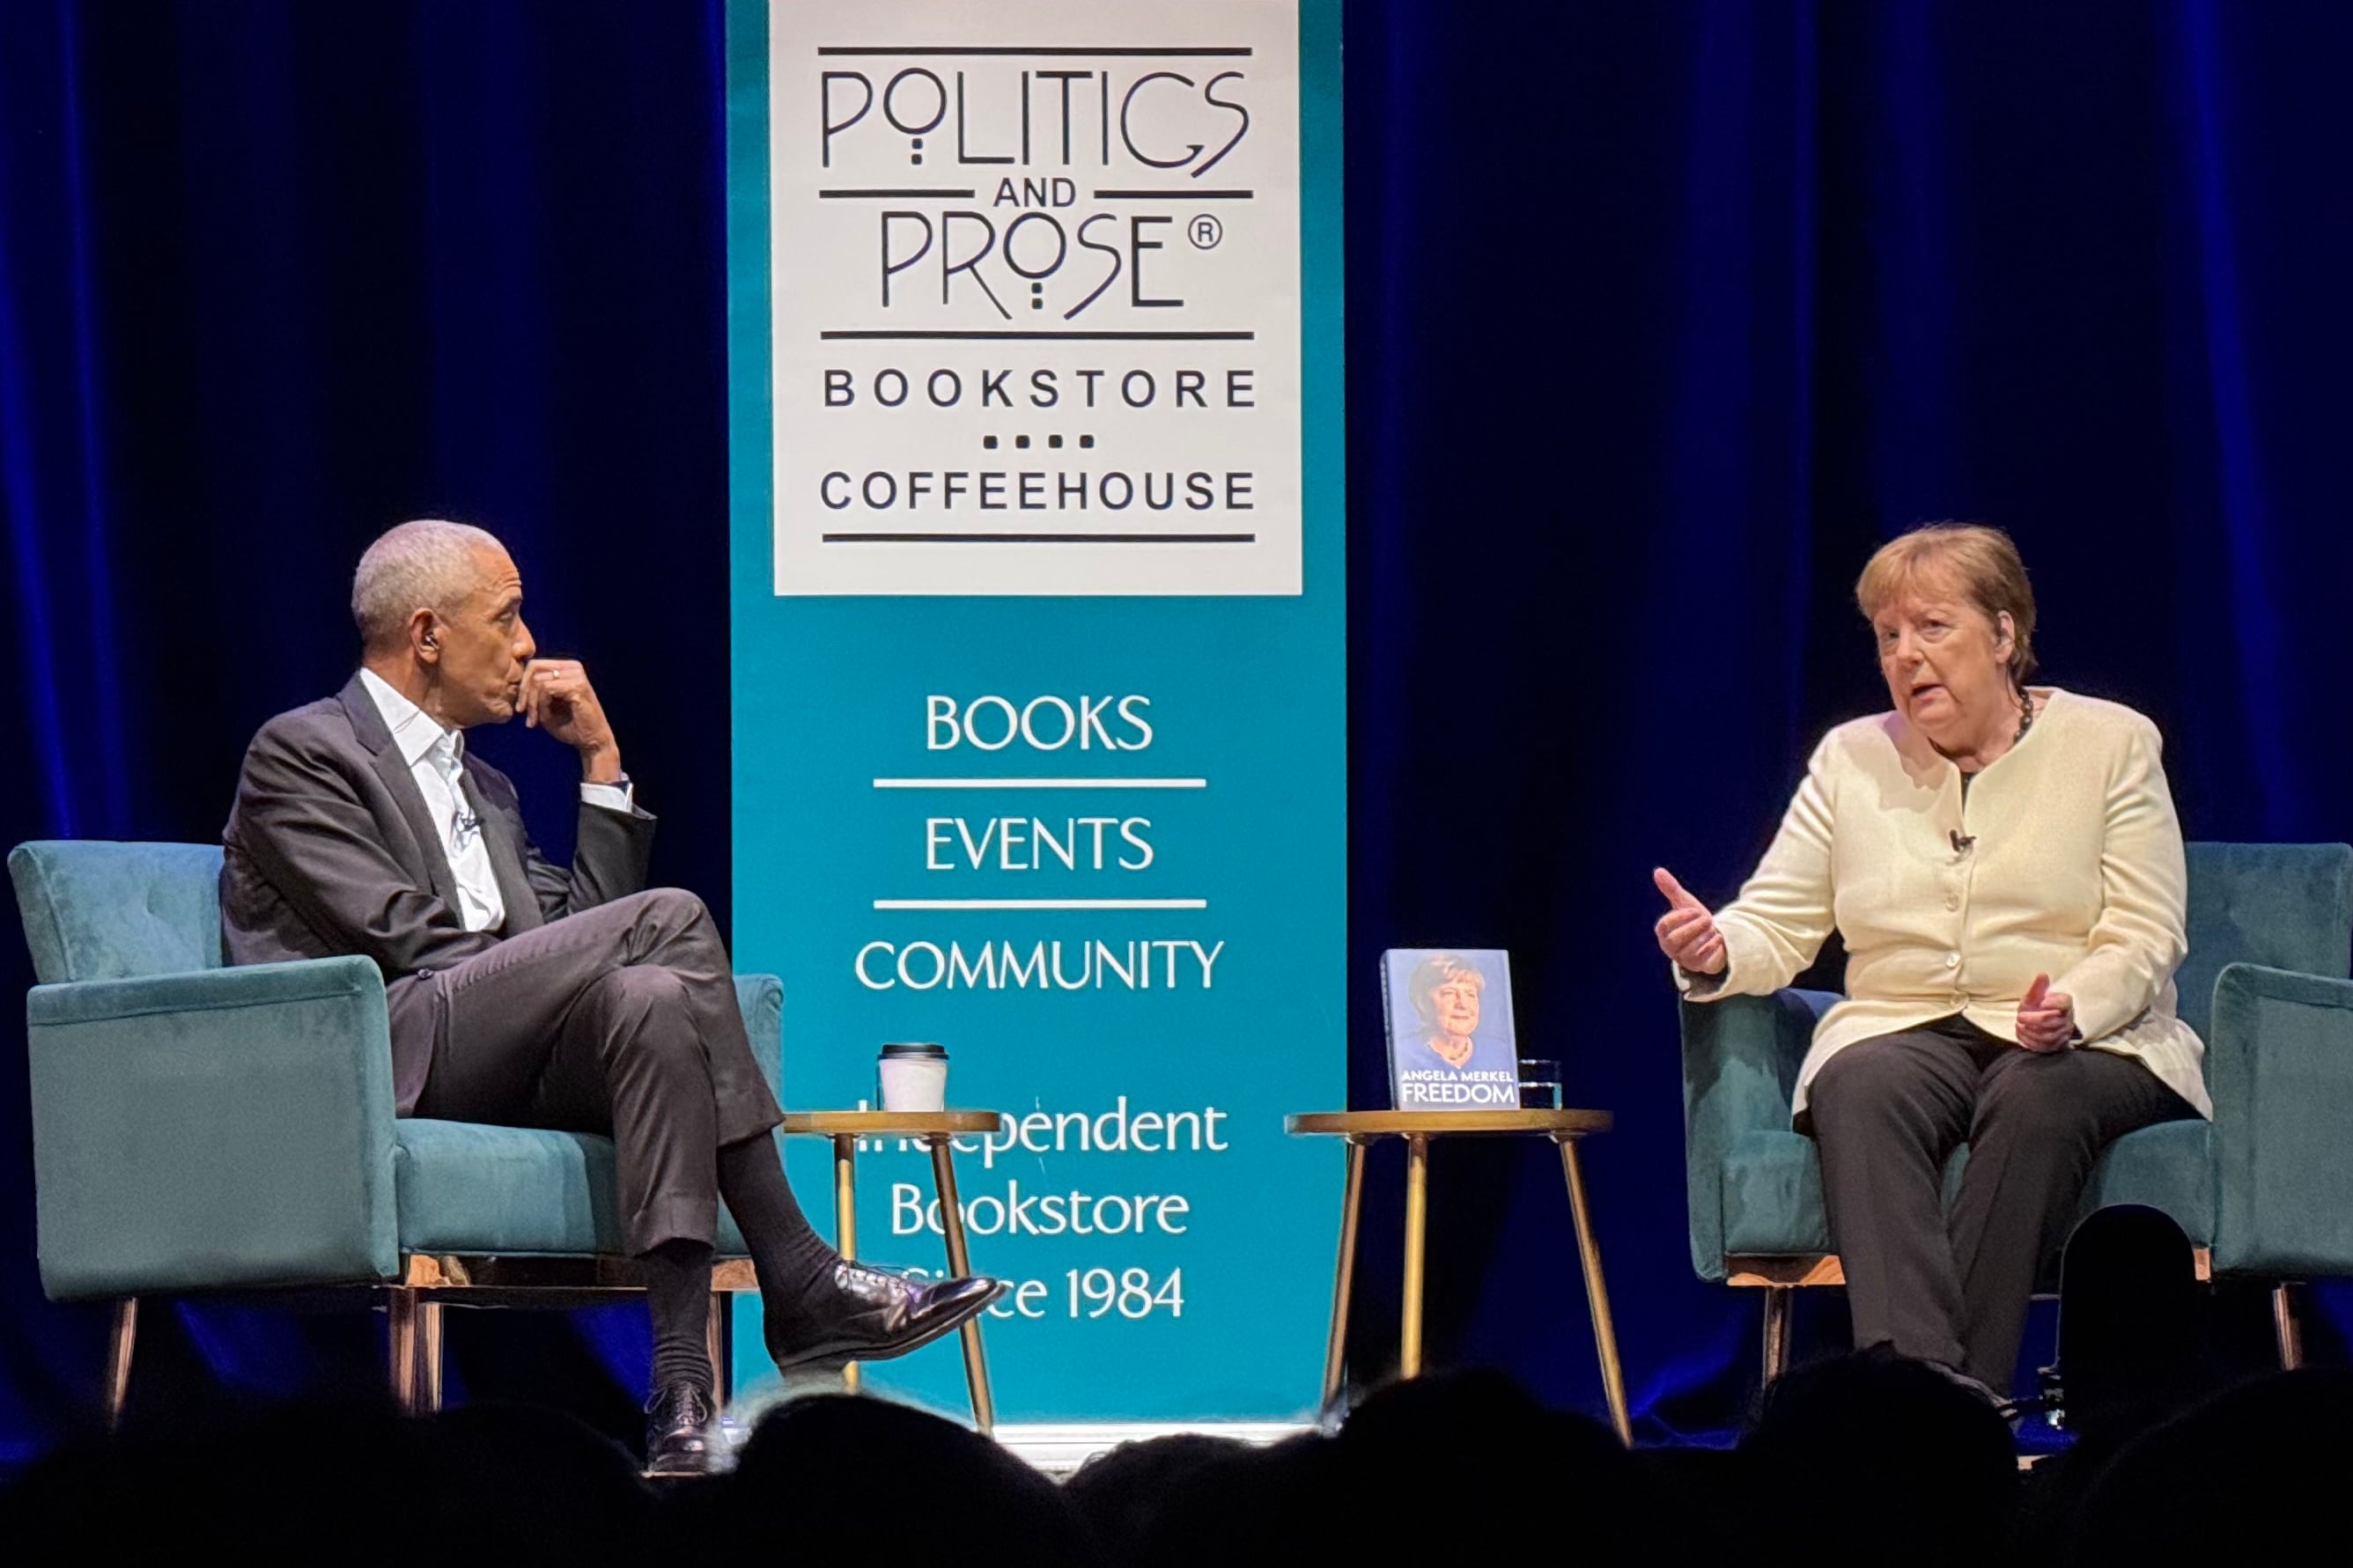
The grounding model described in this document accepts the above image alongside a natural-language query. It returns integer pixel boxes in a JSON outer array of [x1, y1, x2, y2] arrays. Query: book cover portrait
[[1381, 949, 1521, 1108]]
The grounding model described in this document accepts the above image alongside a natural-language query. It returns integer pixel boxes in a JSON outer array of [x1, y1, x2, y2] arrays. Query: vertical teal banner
[[727, 0, 1342, 1423]]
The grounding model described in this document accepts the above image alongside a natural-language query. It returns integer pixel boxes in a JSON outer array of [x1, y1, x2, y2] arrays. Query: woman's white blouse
[[1681, 688, 2210, 1120]]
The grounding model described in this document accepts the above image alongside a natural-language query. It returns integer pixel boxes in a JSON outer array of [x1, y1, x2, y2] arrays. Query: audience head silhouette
[[11, 1355, 2341, 1566], [1741, 1347, 2017, 1568]]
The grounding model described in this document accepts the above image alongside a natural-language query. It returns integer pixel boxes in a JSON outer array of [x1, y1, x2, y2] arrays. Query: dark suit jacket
[[221, 673, 656, 1111]]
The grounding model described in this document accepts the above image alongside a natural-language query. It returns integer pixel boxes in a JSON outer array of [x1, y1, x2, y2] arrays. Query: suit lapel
[[337, 674, 465, 914], [464, 770, 542, 935]]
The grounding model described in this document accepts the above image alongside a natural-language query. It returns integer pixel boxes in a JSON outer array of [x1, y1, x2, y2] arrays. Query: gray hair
[[350, 519, 506, 651], [1406, 953, 1486, 1027]]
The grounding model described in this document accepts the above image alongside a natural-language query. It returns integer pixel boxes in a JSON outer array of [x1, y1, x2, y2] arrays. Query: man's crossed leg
[[396, 887, 1002, 1472]]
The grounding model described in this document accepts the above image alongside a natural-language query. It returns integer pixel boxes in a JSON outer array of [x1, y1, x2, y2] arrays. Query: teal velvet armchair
[[9, 839, 780, 1424], [1679, 841, 2353, 1380]]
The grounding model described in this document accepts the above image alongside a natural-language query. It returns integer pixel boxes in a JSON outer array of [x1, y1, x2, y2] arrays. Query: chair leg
[[418, 1300, 445, 1413], [2271, 1282, 2305, 1370], [1761, 1287, 1794, 1384], [387, 1288, 420, 1415], [707, 1292, 732, 1410], [105, 1298, 137, 1432]]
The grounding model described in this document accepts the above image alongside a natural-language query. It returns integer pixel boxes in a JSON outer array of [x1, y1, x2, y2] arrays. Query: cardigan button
[[1945, 953, 1961, 968]]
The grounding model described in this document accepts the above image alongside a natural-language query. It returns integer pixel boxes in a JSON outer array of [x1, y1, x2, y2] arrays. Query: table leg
[[1321, 1137, 1367, 1410], [929, 1135, 996, 1432], [833, 1133, 860, 1392], [1558, 1137, 1632, 1443], [1401, 1133, 1430, 1379]]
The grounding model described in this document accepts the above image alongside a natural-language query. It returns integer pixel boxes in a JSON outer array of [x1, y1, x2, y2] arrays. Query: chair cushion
[[395, 1120, 748, 1256], [2079, 1119, 2215, 1247], [9, 841, 225, 983]]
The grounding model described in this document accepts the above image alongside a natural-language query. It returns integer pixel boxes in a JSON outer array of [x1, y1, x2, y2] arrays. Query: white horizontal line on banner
[[814, 47, 1253, 58], [871, 778, 1207, 790], [872, 898, 1209, 911], [819, 329, 1253, 342]]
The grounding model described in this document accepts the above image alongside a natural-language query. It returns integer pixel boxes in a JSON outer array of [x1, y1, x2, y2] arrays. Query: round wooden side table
[[1285, 1108, 1629, 1442], [778, 1109, 1004, 1430]]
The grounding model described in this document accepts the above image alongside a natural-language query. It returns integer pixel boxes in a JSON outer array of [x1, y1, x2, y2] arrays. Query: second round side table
[[1285, 1108, 1630, 1443], [777, 1109, 1004, 1431]]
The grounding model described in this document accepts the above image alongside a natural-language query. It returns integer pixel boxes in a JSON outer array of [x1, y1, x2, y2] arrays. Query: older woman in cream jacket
[[1653, 524, 2201, 1397]]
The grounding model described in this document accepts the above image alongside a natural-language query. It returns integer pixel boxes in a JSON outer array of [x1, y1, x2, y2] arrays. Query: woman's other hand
[[2016, 973, 2076, 1052], [1653, 868, 1728, 975]]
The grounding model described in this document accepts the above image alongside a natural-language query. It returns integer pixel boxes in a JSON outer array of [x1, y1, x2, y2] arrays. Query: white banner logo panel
[[769, 2, 1302, 595]]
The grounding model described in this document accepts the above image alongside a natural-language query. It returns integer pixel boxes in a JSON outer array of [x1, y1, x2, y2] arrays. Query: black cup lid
[[880, 1042, 948, 1058]]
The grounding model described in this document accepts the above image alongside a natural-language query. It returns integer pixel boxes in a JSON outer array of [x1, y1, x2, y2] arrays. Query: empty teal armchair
[[9, 839, 781, 1423], [1680, 842, 2353, 1380]]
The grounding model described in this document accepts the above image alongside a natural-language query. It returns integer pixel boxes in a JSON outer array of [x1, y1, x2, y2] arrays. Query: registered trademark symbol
[[1189, 214, 1224, 250]]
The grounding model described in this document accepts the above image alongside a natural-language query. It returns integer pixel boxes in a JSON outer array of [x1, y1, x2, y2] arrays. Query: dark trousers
[[396, 887, 785, 1253], [1805, 1016, 2195, 1390]]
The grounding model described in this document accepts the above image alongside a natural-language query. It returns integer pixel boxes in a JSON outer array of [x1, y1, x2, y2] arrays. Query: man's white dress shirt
[[358, 668, 632, 934]]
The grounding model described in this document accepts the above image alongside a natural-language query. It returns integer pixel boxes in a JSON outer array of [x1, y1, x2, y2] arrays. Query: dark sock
[[717, 1133, 843, 1343], [638, 1237, 714, 1396]]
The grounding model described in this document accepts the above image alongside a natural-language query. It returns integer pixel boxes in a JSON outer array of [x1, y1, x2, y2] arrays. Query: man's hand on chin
[[520, 659, 624, 784]]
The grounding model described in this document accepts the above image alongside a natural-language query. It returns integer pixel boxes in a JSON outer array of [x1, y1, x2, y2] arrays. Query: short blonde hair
[[1855, 522, 2037, 682]]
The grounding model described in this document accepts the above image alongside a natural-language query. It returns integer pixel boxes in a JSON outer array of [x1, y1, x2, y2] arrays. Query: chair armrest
[[734, 972, 783, 1101], [26, 955, 399, 1299], [1679, 988, 1834, 1282], [2207, 961, 2353, 1277], [28, 957, 391, 1027]]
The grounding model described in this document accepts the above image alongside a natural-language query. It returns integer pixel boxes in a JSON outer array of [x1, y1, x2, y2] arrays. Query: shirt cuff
[[580, 778, 634, 814], [1673, 963, 1730, 998]]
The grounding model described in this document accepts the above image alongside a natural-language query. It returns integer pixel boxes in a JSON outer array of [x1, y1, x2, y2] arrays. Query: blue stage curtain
[[0, 0, 738, 1454], [4, 2, 2349, 1459]]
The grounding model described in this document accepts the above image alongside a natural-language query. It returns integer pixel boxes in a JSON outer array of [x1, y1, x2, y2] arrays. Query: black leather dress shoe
[[771, 1265, 1010, 1373], [643, 1380, 723, 1478]]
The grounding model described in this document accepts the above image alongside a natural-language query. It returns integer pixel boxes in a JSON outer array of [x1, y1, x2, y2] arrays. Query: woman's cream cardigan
[[1681, 688, 2209, 1120]]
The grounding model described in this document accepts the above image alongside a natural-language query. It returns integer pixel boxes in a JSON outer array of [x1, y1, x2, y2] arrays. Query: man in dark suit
[[222, 519, 1000, 1474]]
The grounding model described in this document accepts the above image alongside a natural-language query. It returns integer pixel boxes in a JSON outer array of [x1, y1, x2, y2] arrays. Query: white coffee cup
[[877, 1042, 949, 1112]]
